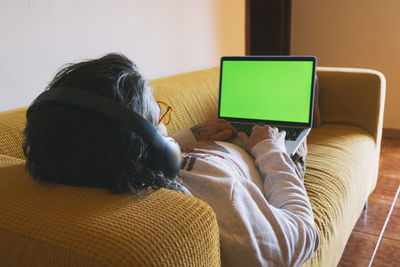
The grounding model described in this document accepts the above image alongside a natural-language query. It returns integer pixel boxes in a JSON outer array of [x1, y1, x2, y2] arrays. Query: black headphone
[[29, 87, 182, 177]]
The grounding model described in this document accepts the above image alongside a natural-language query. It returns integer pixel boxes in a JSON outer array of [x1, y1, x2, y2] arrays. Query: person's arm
[[172, 119, 237, 147], [237, 126, 320, 266]]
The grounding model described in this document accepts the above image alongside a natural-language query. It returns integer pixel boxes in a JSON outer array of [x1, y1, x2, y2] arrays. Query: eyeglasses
[[156, 101, 172, 126]]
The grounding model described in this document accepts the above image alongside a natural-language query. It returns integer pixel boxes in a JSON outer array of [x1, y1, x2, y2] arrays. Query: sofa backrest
[[151, 67, 220, 135], [0, 107, 27, 160]]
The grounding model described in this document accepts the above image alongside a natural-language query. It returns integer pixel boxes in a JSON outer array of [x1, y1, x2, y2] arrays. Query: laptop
[[218, 56, 317, 156]]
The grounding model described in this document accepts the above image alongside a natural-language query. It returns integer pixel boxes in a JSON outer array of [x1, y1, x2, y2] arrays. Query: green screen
[[220, 60, 314, 123]]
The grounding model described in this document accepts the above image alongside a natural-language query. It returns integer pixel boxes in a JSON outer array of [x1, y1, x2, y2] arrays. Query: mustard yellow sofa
[[0, 66, 385, 266]]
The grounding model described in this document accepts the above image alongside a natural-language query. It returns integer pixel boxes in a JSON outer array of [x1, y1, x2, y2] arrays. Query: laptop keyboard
[[231, 123, 303, 141]]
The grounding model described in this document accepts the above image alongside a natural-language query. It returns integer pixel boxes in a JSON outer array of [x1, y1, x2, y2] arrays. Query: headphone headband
[[29, 87, 182, 177], [31, 87, 158, 145]]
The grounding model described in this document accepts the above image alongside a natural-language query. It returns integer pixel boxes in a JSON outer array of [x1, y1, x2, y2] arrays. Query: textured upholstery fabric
[[0, 66, 384, 266], [0, 154, 220, 266], [0, 107, 27, 160], [303, 125, 377, 266], [151, 67, 220, 135], [317, 67, 385, 142]]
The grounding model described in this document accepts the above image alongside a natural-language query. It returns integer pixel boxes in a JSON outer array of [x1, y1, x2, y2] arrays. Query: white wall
[[0, 0, 245, 111], [291, 0, 400, 129]]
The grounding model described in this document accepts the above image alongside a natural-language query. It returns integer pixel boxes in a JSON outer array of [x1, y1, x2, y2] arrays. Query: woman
[[24, 53, 319, 266]]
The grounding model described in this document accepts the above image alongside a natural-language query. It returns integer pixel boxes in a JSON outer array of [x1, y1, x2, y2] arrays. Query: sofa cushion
[[303, 124, 377, 266]]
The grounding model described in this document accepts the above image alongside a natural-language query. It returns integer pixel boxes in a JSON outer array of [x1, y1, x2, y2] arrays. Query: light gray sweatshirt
[[173, 128, 320, 267]]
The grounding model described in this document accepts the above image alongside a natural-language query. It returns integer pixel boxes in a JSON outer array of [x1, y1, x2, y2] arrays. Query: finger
[[273, 127, 280, 136], [252, 125, 263, 131], [237, 131, 249, 144], [231, 127, 238, 135], [219, 119, 238, 134], [210, 129, 233, 141], [263, 125, 274, 131], [218, 119, 234, 128], [225, 123, 238, 135], [279, 130, 286, 140]]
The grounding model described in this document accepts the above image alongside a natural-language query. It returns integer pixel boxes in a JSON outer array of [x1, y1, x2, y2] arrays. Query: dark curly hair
[[23, 53, 182, 194]]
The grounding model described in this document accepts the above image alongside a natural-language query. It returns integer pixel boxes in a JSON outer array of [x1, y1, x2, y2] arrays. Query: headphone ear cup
[[147, 134, 182, 177], [162, 137, 182, 177]]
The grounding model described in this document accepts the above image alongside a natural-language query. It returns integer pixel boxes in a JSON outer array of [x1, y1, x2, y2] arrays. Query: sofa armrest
[[317, 67, 386, 143], [0, 107, 28, 160]]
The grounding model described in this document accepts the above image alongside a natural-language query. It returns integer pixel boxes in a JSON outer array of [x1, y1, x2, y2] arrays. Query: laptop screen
[[218, 56, 316, 126]]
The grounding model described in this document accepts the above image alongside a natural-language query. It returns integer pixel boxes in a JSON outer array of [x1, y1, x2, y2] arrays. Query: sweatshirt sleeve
[[177, 137, 320, 266], [249, 139, 320, 266], [171, 128, 198, 147]]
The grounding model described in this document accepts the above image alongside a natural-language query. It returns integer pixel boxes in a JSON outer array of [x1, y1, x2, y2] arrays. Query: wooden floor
[[338, 138, 400, 266]]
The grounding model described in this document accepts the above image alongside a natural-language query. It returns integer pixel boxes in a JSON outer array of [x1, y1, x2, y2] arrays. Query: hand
[[237, 125, 285, 153], [190, 119, 238, 142]]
